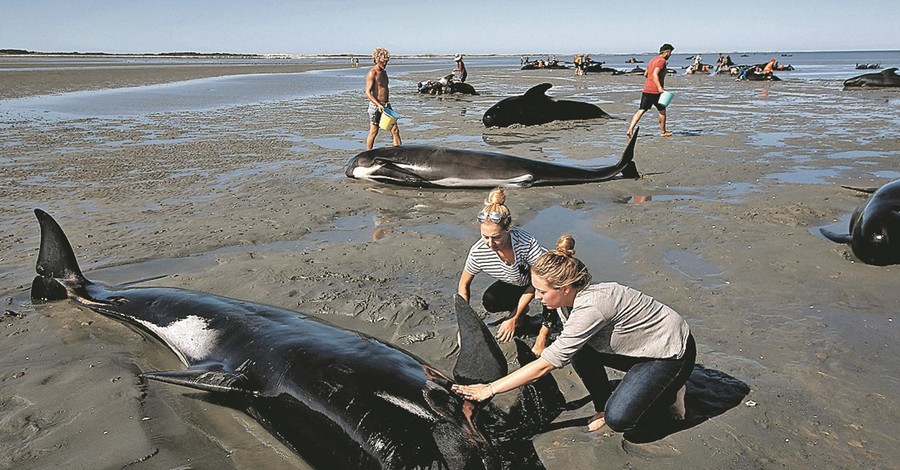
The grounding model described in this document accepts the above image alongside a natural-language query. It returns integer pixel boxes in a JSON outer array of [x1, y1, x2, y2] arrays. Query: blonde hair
[[532, 235, 592, 290], [372, 47, 390, 64], [480, 187, 512, 229]]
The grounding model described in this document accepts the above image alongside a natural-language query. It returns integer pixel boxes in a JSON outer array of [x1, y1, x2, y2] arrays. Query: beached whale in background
[[482, 83, 611, 127], [843, 68, 900, 88], [345, 130, 639, 188], [30, 209, 564, 469], [819, 180, 900, 266], [418, 78, 479, 95]]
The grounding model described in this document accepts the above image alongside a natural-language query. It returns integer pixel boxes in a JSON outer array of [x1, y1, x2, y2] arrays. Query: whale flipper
[[820, 228, 853, 244], [453, 295, 508, 385], [142, 365, 256, 395], [373, 158, 432, 185]]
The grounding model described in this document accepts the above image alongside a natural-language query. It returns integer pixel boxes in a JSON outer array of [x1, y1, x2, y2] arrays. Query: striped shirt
[[464, 227, 547, 286]]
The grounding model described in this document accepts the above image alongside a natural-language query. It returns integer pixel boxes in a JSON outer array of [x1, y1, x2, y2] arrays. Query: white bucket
[[378, 108, 400, 130], [658, 91, 674, 108]]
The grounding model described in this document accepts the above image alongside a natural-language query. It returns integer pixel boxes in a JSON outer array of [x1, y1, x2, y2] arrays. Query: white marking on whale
[[136, 315, 218, 364]]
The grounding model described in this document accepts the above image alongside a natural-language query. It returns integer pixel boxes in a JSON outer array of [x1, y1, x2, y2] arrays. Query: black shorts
[[639, 92, 665, 111]]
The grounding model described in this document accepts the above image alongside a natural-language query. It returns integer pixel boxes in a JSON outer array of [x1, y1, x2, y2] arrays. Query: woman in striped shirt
[[457, 188, 554, 349]]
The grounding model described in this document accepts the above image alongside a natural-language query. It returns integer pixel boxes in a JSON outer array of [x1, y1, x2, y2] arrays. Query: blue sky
[[2, 0, 898, 55]]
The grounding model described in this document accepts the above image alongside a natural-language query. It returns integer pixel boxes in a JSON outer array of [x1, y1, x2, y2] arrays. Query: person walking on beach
[[453, 234, 695, 438], [365, 47, 402, 150], [453, 54, 467, 82], [457, 188, 557, 352], [626, 43, 674, 138]]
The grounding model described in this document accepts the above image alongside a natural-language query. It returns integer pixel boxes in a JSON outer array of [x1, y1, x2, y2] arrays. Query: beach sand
[[1, 60, 898, 469]]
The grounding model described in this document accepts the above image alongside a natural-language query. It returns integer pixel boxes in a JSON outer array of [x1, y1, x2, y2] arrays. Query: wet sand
[[1, 60, 899, 469]]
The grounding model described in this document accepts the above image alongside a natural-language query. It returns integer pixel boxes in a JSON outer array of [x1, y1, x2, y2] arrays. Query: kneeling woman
[[453, 235, 695, 436], [457, 188, 553, 346]]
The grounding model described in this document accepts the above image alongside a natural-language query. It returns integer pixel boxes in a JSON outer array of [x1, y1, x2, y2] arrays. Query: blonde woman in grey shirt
[[453, 235, 696, 437]]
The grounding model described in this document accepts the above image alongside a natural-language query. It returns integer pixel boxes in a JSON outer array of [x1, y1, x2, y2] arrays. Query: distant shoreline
[[5, 48, 898, 60]]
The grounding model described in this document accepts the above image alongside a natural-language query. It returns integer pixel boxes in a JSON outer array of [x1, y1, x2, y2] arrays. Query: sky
[[2, 0, 899, 56]]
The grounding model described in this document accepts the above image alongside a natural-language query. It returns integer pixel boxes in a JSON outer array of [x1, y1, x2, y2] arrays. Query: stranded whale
[[345, 130, 640, 188], [819, 180, 900, 265], [482, 83, 611, 127], [30, 209, 564, 469], [843, 68, 900, 88]]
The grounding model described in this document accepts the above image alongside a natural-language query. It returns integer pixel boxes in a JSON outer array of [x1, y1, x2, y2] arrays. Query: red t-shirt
[[642, 56, 668, 94]]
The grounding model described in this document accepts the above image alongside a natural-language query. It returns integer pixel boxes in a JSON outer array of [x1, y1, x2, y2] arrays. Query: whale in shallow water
[[345, 130, 640, 188], [30, 209, 564, 469], [843, 68, 900, 88], [820, 180, 900, 265], [482, 83, 611, 127]]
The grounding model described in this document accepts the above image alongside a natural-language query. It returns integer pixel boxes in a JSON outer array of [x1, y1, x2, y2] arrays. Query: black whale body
[[30, 209, 564, 469], [843, 68, 900, 88], [482, 83, 611, 127], [345, 130, 640, 188], [820, 180, 900, 265]]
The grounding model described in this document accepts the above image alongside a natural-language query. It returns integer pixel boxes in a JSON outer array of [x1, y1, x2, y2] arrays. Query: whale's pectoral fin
[[840, 185, 879, 194], [373, 158, 430, 184], [142, 364, 256, 395], [820, 228, 853, 244], [452, 295, 508, 385]]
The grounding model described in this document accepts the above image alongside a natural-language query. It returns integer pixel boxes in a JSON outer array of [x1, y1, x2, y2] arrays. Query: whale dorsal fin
[[452, 295, 508, 385], [523, 83, 553, 100], [142, 363, 256, 395]]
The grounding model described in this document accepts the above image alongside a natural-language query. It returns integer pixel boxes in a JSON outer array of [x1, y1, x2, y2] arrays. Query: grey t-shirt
[[540, 282, 691, 368]]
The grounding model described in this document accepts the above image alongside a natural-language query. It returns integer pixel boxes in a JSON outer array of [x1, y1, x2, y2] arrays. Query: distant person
[[714, 53, 725, 74], [626, 43, 674, 138], [365, 47, 402, 150], [761, 58, 777, 76], [457, 188, 557, 351], [453, 54, 468, 82], [453, 234, 695, 436]]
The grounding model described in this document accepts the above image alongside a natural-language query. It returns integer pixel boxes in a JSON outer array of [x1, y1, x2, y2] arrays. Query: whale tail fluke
[[617, 128, 640, 179], [32, 209, 88, 301]]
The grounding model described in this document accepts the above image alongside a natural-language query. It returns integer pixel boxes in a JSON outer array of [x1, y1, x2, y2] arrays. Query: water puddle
[[663, 250, 727, 288], [521, 205, 635, 284], [619, 182, 760, 205], [765, 166, 848, 184]]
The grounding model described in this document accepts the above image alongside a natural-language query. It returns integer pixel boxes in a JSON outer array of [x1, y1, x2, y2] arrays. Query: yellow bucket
[[379, 108, 399, 130]]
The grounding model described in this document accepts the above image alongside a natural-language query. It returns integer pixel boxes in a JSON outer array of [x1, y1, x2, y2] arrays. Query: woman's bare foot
[[660, 131, 673, 137], [587, 411, 607, 432], [669, 385, 687, 420]]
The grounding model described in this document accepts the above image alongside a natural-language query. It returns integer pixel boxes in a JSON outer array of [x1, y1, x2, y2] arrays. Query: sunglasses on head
[[477, 211, 505, 224]]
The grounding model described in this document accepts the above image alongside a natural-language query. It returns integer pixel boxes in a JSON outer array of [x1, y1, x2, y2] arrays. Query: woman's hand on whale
[[451, 383, 495, 402]]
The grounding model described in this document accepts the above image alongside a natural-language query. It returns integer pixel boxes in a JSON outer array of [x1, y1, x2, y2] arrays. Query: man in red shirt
[[626, 43, 674, 138]]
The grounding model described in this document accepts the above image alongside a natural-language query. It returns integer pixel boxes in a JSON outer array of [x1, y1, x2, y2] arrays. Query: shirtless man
[[365, 47, 402, 150]]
